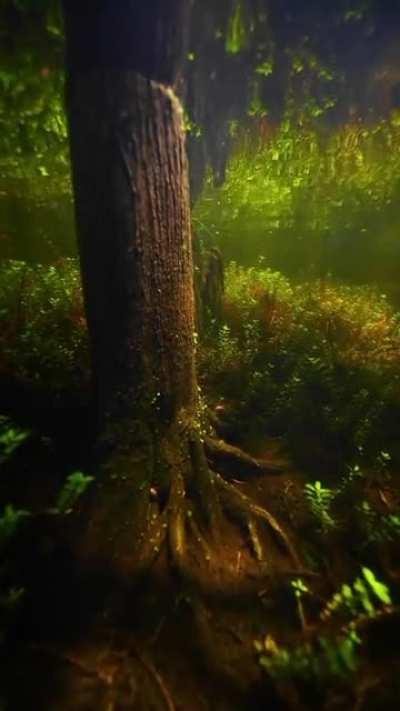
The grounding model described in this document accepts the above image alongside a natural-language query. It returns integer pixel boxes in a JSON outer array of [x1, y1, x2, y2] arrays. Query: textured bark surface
[[67, 72, 196, 430], [65, 71, 200, 570]]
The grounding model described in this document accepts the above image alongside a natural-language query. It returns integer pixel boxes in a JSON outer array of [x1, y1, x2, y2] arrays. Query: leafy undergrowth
[[254, 566, 400, 710], [198, 261, 400, 706], [200, 260, 400, 475], [0, 258, 88, 389], [194, 113, 400, 279], [0, 258, 400, 708]]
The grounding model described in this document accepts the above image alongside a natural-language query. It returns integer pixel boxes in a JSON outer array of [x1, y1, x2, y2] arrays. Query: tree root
[[77, 429, 304, 596], [162, 454, 305, 596], [130, 644, 176, 711], [213, 472, 300, 566], [204, 436, 285, 480]]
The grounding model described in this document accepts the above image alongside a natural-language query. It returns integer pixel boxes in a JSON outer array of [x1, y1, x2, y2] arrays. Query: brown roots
[[75, 427, 305, 597], [203, 436, 286, 479]]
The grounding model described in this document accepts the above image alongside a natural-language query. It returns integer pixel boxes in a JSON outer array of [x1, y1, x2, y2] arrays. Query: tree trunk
[[63, 0, 299, 587], [67, 71, 197, 436], [69, 70, 199, 566], [63, 1, 200, 572]]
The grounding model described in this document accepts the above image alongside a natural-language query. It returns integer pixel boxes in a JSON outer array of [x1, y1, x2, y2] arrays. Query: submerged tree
[[62, 0, 299, 591]]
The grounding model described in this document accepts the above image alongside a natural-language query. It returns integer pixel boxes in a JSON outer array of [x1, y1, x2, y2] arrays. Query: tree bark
[[63, 1, 299, 585], [63, 1, 200, 570], [67, 71, 197, 436]]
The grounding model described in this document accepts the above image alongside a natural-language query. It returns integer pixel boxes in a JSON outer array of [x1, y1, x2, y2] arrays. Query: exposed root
[[131, 644, 176, 711], [247, 517, 264, 562], [78, 471, 169, 579], [188, 433, 222, 528], [187, 515, 213, 563], [79, 428, 302, 594], [204, 436, 285, 480], [214, 472, 300, 567], [163, 460, 304, 596], [167, 471, 188, 575]]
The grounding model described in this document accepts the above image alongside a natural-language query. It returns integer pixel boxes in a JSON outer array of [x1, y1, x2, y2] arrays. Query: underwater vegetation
[[2, 256, 400, 545], [0, 258, 87, 387], [1, 254, 400, 478], [2, 256, 400, 480], [200, 261, 400, 473], [194, 112, 400, 282], [1, 2, 400, 709], [1, 256, 400, 708], [256, 567, 392, 680]]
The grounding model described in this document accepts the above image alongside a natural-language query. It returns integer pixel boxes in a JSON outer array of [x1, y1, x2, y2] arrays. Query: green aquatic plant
[[56, 471, 94, 514], [0, 0, 68, 188], [0, 259, 88, 387], [194, 114, 400, 277], [0, 55, 68, 187], [291, 577, 310, 630], [256, 568, 392, 684], [321, 567, 391, 621], [200, 262, 400, 473], [225, 1, 249, 55], [256, 628, 361, 682], [304, 481, 337, 533], [0, 504, 30, 546], [357, 501, 400, 545], [223, 261, 293, 313], [0, 417, 30, 462], [340, 462, 364, 490], [216, 324, 240, 367]]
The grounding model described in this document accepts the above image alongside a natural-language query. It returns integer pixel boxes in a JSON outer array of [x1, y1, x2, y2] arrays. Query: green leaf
[[56, 471, 94, 513], [362, 567, 391, 606], [353, 578, 374, 615], [225, 1, 249, 55], [0, 504, 30, 544], [291, 578, 309, 598]]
